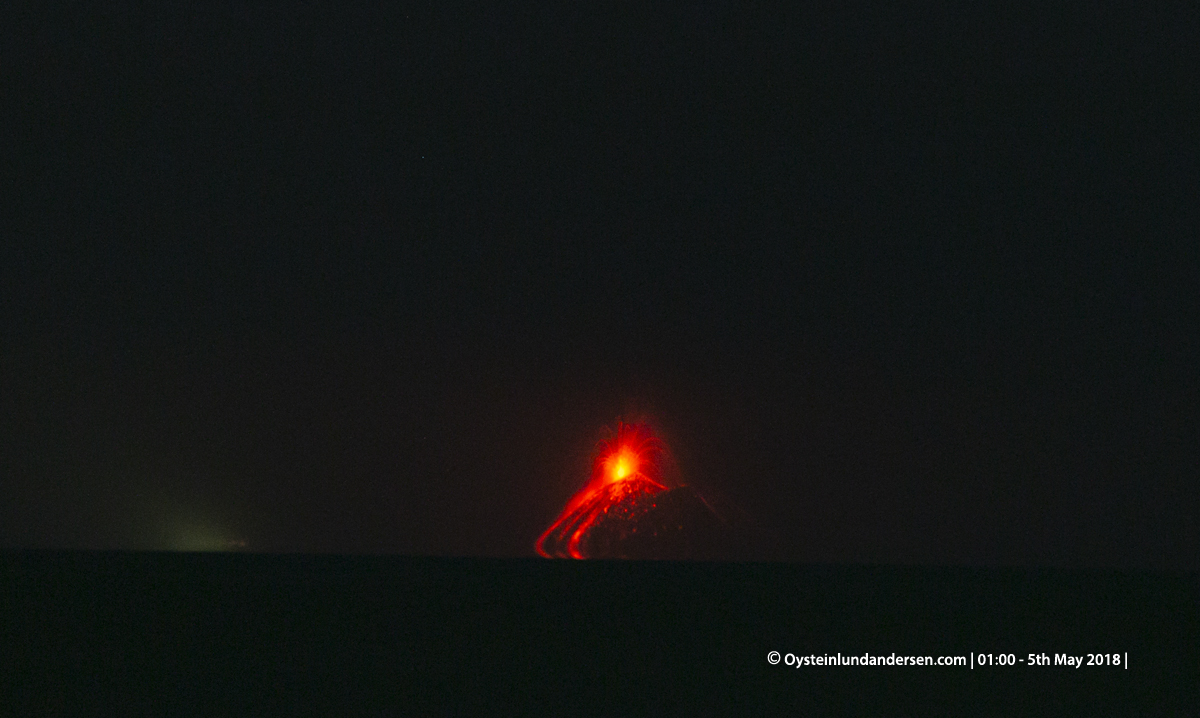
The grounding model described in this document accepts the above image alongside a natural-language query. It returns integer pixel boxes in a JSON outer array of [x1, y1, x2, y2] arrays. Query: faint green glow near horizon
[[165, 518, 247, 552]]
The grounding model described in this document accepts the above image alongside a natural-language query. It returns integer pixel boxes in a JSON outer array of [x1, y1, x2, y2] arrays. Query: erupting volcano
[[537, 421, 741, 560]]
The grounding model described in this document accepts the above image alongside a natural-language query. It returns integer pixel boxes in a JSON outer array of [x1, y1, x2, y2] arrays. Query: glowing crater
[[536, 422, 670, 559]]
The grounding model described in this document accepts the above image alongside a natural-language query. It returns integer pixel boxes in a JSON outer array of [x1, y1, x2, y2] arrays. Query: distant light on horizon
[[164, 516, 247, 552]]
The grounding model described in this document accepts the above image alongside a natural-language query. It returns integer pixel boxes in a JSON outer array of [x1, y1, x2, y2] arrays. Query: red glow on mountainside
[[536, 422, 668, 559]]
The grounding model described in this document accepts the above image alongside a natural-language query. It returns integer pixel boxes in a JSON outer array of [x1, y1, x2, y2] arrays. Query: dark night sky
[[3, 2, 1197, 567]]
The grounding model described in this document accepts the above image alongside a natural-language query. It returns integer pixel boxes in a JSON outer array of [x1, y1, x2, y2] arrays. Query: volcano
[[536, 422, 745, 559]]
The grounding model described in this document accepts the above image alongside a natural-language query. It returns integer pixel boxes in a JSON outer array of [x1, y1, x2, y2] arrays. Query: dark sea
[[5, 551, 1195, 714]]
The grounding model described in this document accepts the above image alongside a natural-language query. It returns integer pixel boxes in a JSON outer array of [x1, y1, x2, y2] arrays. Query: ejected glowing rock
[[536, 421, 742, 560]]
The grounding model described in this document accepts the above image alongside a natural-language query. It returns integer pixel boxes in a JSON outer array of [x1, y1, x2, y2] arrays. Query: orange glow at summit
[[607, 448, 637, 481], [536, 422, 668, 559]]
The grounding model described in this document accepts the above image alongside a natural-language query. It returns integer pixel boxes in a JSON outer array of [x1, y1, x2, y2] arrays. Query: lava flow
[[536, 422, 669, 559]]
